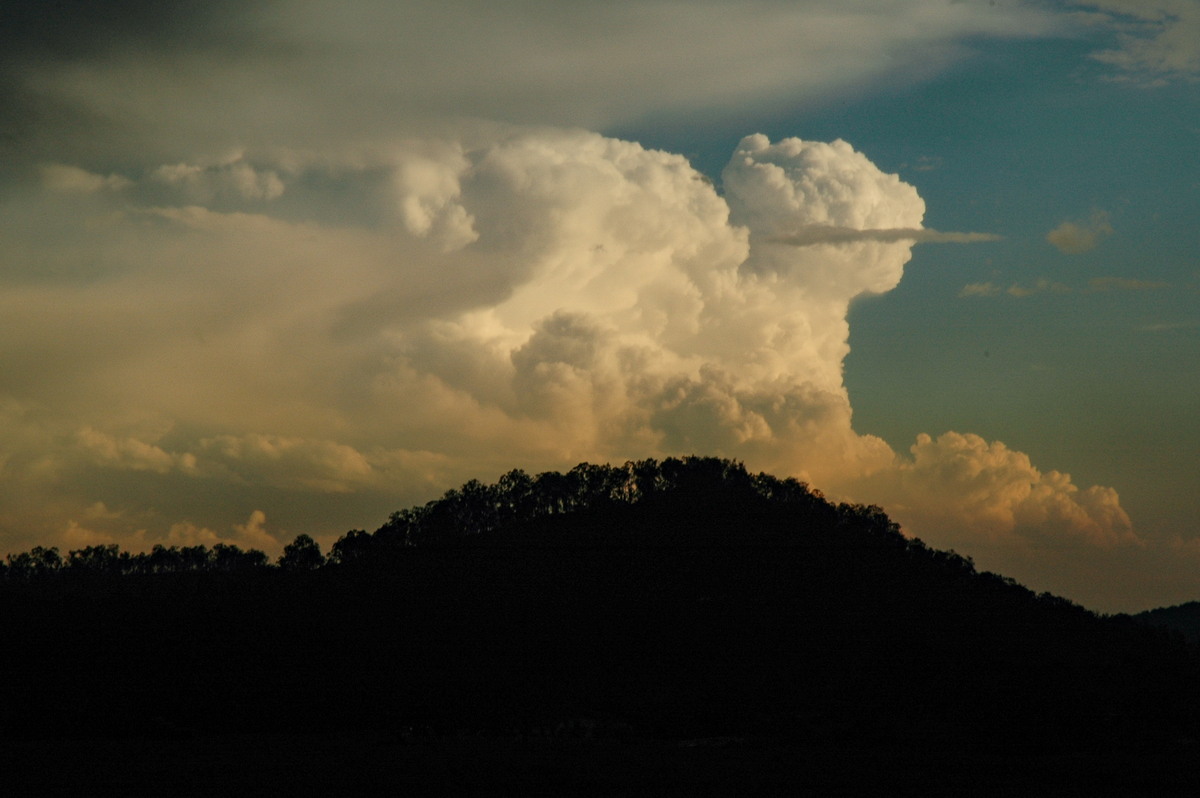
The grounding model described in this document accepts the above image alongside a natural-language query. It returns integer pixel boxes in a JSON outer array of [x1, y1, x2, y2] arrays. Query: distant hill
[[1137, 602, 1200, 644], [2, 457, 1199, 791]]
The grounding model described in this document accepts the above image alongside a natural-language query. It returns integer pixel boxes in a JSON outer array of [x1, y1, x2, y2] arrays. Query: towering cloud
[[0, 127, 1134, 574]]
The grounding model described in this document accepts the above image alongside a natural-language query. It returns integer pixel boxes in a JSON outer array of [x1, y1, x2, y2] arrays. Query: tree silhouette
[[278, 534, 325, 571]]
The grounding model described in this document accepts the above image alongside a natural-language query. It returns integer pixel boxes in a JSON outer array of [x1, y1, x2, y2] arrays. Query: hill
[[1137, 601, 1200, 644], [2, 457, 1199, 792]]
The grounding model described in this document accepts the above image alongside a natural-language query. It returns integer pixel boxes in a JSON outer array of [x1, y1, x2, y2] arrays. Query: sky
[[0, 0, 1196, 611]]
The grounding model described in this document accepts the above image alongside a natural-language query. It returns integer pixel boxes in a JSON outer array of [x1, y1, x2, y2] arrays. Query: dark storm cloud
[[0, 0, 245, 59], [1, 1, 1064, 175], [0, 0, 276, 172]]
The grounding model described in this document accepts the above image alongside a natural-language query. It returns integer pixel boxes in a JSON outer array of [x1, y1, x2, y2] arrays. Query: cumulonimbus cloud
[[0, 128, 1136, 578]]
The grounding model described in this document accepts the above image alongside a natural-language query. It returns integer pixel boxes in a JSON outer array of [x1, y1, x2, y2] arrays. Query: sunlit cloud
[[1046, 210, 1113, 254], [0, 127, 1135, 568], [0, 1, 1165, 608], [39, 163, 132, 194], [853, 431, 1137, 549]]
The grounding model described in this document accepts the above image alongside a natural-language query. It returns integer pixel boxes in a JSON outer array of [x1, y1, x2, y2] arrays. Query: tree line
[[2, 457, 920, 579]]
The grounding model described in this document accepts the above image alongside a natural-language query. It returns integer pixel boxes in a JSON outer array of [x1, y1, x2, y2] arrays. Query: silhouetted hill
[[2, 458, 1199, 792], [1136, 601, 1200, 644]]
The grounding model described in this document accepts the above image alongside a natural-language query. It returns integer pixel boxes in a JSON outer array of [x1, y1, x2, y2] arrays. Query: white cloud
[[0, 0, 1190, 612], [0, 127, 1137, 580]]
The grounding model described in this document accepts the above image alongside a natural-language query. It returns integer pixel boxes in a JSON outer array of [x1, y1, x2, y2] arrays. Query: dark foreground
[[5, 460, 1200, 794], [6, 733, 1200, 796]]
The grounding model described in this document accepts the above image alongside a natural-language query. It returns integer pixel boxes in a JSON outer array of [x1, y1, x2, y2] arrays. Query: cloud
[[39, 163, 131, 194], [855, 432, 1137, 549], [1006, 278, 1073, 297], [961, 274, 1174, 299], [1046, 210, 1113, 253], [1079, 0, 1200, 84], [767, 226, 1001, 246], [75, 427, 198, 475], [959, 278, 1071, 297], [0, 1, 1064, 169], [197, 434, 376, 494], [0, 124, 1137, 587], [959, 281, 1002, 297], [151, 156, 285, 204], [161, 509, 280, 550]]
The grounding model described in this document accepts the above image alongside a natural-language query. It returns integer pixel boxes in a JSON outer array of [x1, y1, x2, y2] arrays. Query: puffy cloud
[[1046, 210, 1113, 254], [230, 510, 279, 551], [0, 125, 1135, 592], [162, 510, 280, 550], [855, 432, 1136, 549]]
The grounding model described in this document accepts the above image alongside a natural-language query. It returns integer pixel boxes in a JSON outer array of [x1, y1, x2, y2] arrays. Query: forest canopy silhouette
[[1, 457, 1197, 762]]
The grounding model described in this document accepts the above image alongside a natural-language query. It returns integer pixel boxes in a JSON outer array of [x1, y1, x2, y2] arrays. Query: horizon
[[1, 0, 1197, 613]]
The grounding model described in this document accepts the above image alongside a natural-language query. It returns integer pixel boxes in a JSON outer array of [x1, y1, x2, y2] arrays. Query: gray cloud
[[959, 278, 1072, 297], [0, 1, 1064, 172], [1079, 0, 1200, 84], [767, 226, 1001, 246]]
